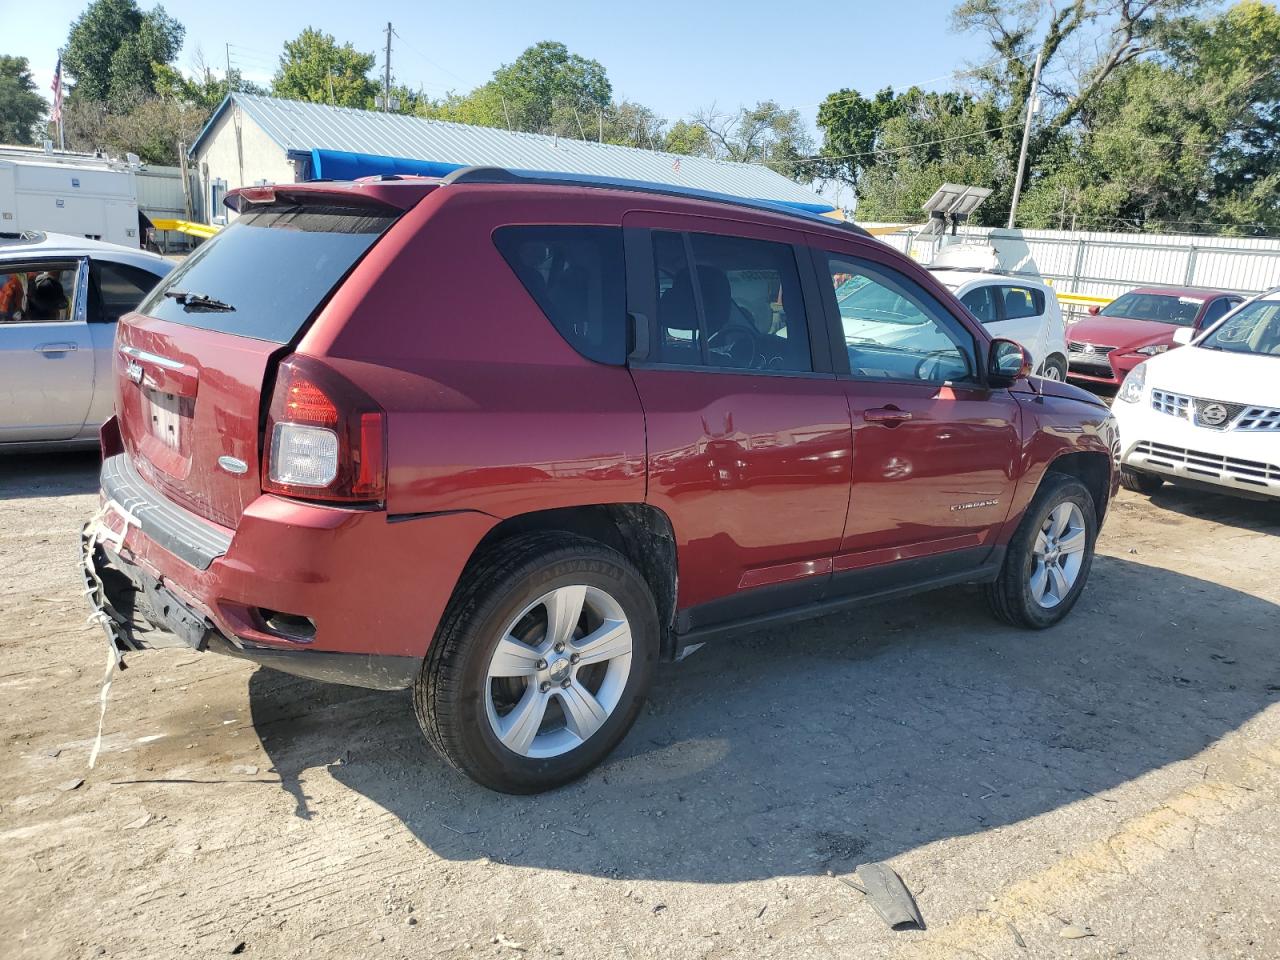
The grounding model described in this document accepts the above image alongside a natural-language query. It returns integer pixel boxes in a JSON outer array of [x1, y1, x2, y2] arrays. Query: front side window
[[1199, 297, 1237, 328], [999, 285, 1045, 319], [649, 230, 811, 372], [1198, 299, 1280, 358], [91, 260, 164, 323], [0, 261, 78, 323], [493, 225, 626, 364], [825, 254, 974, 384], [1100, 292, 1201, 326]]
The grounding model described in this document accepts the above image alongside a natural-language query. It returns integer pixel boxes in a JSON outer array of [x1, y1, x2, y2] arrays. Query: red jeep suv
[[84, 169, 1119, 793]]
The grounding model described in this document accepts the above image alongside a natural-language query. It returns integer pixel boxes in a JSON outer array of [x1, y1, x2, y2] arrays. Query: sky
[[7, 0, 982, 135]]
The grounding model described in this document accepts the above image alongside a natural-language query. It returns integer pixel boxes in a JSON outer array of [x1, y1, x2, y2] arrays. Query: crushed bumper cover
[[80, 511, 419, 690]]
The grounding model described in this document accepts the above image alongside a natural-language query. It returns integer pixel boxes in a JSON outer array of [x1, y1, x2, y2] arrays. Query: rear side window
[[493, 226, 626, 364], [999, 285, 1045, 319], [140, 201, 399, 344], [959, 285, 999, 324], [91, 260, 163, 323]]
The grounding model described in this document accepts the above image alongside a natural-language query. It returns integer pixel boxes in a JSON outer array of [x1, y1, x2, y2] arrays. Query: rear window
[[493, 225, 626, 364], [139, 201, 399, 344]]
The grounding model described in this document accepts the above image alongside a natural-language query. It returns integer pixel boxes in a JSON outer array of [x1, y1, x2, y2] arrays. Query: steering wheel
[[707, 323, 759, 367]]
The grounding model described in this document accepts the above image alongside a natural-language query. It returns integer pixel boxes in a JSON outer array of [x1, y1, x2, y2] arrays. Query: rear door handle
[[863, 406, 912, 425], [36, 342, 78, 354]]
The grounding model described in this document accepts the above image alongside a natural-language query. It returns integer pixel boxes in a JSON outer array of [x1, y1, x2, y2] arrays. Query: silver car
[[0, 231, 172, 449]]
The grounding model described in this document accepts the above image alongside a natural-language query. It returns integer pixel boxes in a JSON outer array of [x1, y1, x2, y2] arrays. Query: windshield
[[139, 200, 399, 343], [1198, 299, 1280, 357], [1099, 292, 1202, 326]]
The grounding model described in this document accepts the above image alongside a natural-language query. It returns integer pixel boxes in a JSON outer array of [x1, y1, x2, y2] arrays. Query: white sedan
[[1111, 287, 1280, 501], [0, 231, 172, 450]]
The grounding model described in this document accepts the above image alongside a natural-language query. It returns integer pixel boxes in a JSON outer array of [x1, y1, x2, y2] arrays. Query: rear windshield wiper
[[164, 290, 235, 312]]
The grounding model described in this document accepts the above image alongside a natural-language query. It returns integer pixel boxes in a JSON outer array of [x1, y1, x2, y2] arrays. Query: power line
[[781, 122, 1025, 166]]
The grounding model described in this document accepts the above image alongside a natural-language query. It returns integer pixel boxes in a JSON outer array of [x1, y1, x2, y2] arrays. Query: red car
[[83, 170, 1119, 793], [1067, 286, 1243, 387]]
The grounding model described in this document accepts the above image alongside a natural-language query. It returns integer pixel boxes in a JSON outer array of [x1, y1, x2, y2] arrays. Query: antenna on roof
[[921, 183, 992, 237]]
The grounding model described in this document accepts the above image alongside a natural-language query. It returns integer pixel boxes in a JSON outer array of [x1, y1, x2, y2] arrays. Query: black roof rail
[[438, 165, 870, 238]]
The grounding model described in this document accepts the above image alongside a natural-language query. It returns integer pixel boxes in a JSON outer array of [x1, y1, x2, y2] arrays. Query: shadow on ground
[[1143, 483, 1280, 533], [0, 451, 99, 501], [248, 554, 1278, 883]]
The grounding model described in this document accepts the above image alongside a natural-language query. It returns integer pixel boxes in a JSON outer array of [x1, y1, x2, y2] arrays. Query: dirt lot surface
[[3, 452, 1278, 960]]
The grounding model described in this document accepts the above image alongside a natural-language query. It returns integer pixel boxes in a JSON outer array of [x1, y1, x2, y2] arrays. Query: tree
[[1017, 0, 1280, 233], [153, 57, 265, 111], [850, 88, 1005, 221], [814, 87, 906, 186], [422, 41, 613, 137], [63, 0, 184, 102], [489, 41, 611, 135], [688, 101, 814, 178], [812, 0, 1271, 228], [60, 94, 206, 164], [272, 28, 377, 108], [663, 119, 712, 157], [600, 100, 666, 149], [0, 56, 47, 144]]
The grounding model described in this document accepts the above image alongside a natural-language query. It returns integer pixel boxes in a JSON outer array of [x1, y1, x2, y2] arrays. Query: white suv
[[929, 269, 1070, 380], [1110, 287, 1280, 501]]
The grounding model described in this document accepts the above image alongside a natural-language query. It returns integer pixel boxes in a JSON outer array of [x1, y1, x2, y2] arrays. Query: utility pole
[[383, 22, 392, 111], [1007, 47, 1043, 230], [225, 43, 234, 95]]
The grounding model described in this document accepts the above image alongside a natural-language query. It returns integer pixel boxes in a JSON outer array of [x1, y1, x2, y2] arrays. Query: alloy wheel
[[484, 585, 633, 759], [1030, 502, 1087, 608]]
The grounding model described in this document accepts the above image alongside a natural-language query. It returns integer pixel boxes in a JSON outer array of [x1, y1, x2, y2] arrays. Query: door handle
[[863, 406, 912, 425], [36, 342, 78, 354]]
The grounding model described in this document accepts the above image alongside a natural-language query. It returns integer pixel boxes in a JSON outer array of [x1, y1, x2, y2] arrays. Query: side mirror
[[1087, 305, 1101, 316], [989, 338, 1033, 386], [1171, 327, 1194, 346]]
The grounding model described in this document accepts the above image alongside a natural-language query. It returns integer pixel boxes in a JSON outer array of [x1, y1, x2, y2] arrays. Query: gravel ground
[[2, 451, 1278, 960]]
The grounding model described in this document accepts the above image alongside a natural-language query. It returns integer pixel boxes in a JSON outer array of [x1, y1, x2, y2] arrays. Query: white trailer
[[0, 153, 140, 248]]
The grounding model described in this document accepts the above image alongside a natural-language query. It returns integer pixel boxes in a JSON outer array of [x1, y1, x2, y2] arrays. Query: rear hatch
[[115, 190, 408, 528]]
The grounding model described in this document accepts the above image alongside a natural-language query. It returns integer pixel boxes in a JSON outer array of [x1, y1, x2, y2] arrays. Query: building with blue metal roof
[[187, 93, 833, 223]]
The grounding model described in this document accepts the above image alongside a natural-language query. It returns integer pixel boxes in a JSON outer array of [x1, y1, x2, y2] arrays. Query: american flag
[[50, 55, 63, 124]]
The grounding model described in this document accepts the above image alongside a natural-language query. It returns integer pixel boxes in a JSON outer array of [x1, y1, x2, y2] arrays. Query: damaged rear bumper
[[80, 514, 419, 690]]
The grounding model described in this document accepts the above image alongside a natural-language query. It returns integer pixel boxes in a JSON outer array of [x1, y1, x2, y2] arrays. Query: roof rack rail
[[439, 165, 870, 239]]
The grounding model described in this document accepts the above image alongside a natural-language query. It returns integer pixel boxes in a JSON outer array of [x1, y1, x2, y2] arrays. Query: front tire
[[414, 533, 658, 794], [1041, 355, 1068, 381], [1120, 466, 1164, 495], [986, 473, 1098, 629]]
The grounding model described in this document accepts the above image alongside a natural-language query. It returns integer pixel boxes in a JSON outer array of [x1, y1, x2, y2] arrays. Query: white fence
[[879, 225, 1280, 318]]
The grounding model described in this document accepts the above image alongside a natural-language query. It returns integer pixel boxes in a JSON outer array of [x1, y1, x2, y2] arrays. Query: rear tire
[[414, 532, 658, 794], [1120, 466, 1164, 495], [986, 473, 1098, 629]]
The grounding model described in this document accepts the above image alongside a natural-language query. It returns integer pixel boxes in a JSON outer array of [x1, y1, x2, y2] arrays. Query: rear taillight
[[262, 355, 386, 505]]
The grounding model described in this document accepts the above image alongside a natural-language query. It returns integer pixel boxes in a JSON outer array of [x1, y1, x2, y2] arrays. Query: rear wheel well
[[1046, 451, 1111, 523], [468, 505, 679, 658]]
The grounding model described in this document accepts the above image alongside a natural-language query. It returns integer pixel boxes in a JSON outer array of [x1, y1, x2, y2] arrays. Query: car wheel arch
[[1042, 450, 1112, 525], [460, 503, 680, 658]]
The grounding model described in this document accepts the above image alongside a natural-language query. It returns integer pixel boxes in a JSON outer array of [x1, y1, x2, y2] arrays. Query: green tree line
[[3, 0, 1276, 235]]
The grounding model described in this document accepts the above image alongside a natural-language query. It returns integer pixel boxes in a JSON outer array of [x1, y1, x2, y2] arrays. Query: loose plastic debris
[[831, 862, 925, 930]]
